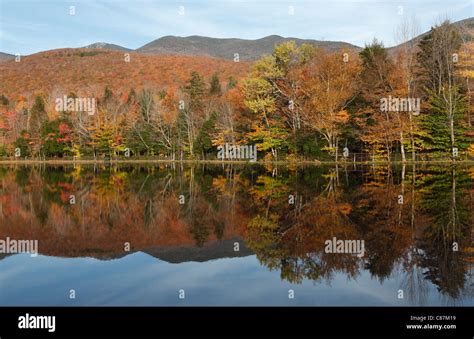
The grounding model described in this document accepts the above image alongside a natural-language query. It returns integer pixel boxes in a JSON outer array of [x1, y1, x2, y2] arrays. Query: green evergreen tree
[[29, 95, 47, 133], [183, 71, 206, 111], [14, 131, 30, 157], [103, 86, 113, 102], [418, 86, 469, 153], [226, 76, 237, 90], [209, 73, 222, 95], [416, 21, 469, 156], [0, 94, 9, 106], [195, 112, 218, 159]]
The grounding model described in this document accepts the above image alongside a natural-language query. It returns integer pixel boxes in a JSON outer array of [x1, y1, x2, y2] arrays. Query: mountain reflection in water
[[0, 163, 472, 306]]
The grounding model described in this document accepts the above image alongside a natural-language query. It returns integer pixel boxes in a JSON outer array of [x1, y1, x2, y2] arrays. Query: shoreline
[[0, 159, 473, 165]]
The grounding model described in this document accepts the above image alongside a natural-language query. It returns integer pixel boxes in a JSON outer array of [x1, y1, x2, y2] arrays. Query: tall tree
[[181, 72, 207, 157], [396, 17, 421, 161], [242, 42, 314, 160], [358, 40, 400, 160], [28, 95, 47, 133], [417, 20, 469, 157], [209, 73, 222, 96], [301, 49, 360, 158]]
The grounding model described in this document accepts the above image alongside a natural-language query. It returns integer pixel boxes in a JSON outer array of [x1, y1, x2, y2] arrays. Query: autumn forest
[[0, 2, 473, 311], [0, 19, 473, 163]]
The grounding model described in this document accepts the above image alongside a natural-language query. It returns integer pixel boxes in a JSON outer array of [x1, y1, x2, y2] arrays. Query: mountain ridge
[[1, 17, 472, 61], [83, 42, 132, 52], [136, 34, 361, 60], [0, 52, 15, 62], [387, 17, 474, 54], [1, 35, 361, 62]]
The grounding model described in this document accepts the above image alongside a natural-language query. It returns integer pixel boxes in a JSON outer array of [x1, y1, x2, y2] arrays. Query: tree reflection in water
[[0, 163, 472, 304]]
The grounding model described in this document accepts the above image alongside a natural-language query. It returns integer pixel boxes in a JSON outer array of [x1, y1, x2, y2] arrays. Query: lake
[[0, 163, 472, 306]]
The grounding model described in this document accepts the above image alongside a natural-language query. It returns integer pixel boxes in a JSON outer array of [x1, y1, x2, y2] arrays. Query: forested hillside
[[0, 20, 472, 161]]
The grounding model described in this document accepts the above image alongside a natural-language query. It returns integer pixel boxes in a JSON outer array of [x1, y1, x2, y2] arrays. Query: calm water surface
[[0, 163, 472, 306]]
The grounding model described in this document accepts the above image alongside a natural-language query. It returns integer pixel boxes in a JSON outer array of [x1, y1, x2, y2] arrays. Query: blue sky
[[0, 0, 472, 55], [2, 253, 466, 306]]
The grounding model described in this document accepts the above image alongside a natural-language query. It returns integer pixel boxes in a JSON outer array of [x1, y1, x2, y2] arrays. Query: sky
[[0, 0, 472, 55], [2, 253, 463, 306]]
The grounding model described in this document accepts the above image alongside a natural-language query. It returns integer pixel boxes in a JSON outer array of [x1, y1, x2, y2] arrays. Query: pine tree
[[183, 71, 206, 111], [226, 76, 237, 90], [28, 95, 47, 134], [209, 73, 222, 95], [195, 112, 217, 159], [181, 72, 207, 157], [416, 21, 469, 156]]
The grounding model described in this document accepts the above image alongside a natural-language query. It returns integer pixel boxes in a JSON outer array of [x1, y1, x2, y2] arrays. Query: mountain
[[1, 18, 472, 98], [136, 35, 361, 61], [0, 238, 253, 264], [0, 48, 250, 98], [0, 52, 15, 62], [83, 42, 132, 52], [2, 17, 472, 63], [144, 237, 252, 263], [455, 17, 474, 41], [388, 17, 474, 54]]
